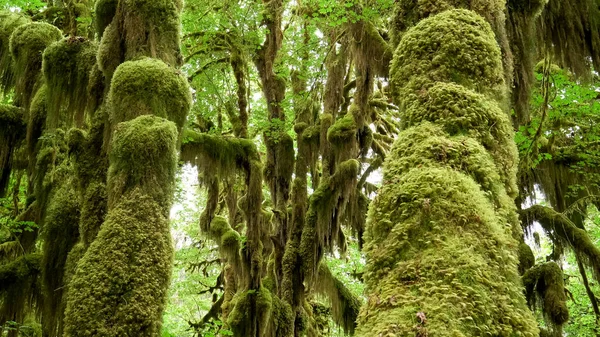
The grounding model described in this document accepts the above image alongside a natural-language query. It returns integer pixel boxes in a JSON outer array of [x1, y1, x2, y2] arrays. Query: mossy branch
[[520, 204, 600, 280], [316, 263, 361, 335]]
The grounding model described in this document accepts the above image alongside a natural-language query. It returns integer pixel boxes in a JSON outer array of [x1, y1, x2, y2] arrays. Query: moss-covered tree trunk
[[357, 4, 539, 336]]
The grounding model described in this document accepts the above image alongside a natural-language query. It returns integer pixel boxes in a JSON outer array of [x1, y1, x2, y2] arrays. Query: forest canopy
[[2, 0, 600, 336]]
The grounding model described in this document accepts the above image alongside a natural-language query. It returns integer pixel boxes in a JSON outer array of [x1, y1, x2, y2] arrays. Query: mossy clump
[[96, 22, 121, 80], [227, 287, 273, 336], [401, 82, 518, 194], [327, 112, 356, 145], [9, 22, 62, 107], [518, 242, 535, 275], [42, 37, 98, 128], [390, 9, 505, 104], [523, 262, 569, 329], [357, 167, 538, 336], [79, 182, 107, 245], [0, 11, 29, 92], [94, 0, 118, 38], [108, 58, 191, 131], [63, 189, 173, 337], [107, 115, 178, 209]]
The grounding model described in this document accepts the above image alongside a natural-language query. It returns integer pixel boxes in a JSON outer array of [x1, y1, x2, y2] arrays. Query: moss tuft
[[107, 115, 178, 209], [390, 9, 506, 104], [518, 242, 535, 275], [108, 58, 191, 132], [9, 22, 62, 107], [42, 37, 98, 128]]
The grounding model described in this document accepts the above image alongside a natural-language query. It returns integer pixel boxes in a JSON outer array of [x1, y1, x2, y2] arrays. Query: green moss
[[358, 167, 538, 336], [42, 37, 98, 128], [107, 115, 178, 209], [300, 159, 359, 282], [327, 112, 357, 146], [0, 253, 41, 331], [0, 11, 29, 92], [221, 230, 241, 260], [63, 189, 173, 337], [28, 85, 48, 154], [9, 22, 62, 107], [390, 9, 505, 104], [96, 22, 121, 80], [518, 242, 535, 275], [401, 83, 519, 195], [94, 0, 118, 38], [108, 58, 191, 132], [316, 263, 361, 335], [180, 129, 259, 181], [0, 104, 25, 197], [227, 287, 273, 336], [523, 262, 569, 330], [79, 182, 107, 245], [41, 179, 81, 337], [97, 0, 182, 79]]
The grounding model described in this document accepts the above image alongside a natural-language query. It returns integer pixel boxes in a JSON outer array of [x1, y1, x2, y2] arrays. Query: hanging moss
[[180, 129, 260, 181], [42, 37, 98, 128], [316, 263, 361, 335], [27, 85, 47, 156], [0, 104, 25, 197], [108, 58, 191, 132], [63, 189, 173, 337], [0, 253, 42, 336], [300, 159, 359, 283], [522, 262, 569, 331], [357, 167, 538, 336], [107, 115, 178, 210], [94, 0, 118, 38], [390, 9, 506, 105], [41, 179, 80, 337], [0, 11, 29, 93], [9, 22, 62, 107], [536, 0, 600, 77]]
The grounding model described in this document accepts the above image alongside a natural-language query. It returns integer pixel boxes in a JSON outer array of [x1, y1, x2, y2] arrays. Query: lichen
[[9, 22, 62, 107], [42, 36, 98, 128], [108, 58, 191, 132]]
